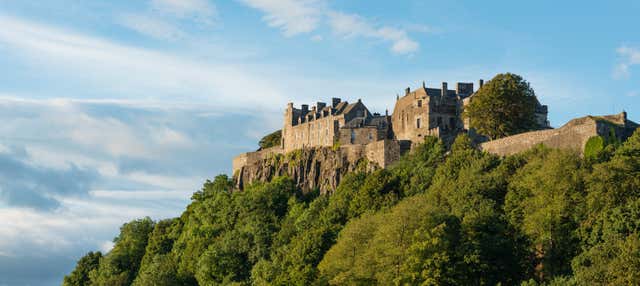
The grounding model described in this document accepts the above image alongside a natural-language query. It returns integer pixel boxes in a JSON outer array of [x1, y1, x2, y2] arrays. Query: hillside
[[64, 129, 640, 286]]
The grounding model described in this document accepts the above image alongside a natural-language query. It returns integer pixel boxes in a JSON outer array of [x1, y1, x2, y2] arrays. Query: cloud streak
[[327, 11, 419, 54], [237, 0, 421, 55], [0, 15, 286, 109], [614, 45, 640, 78]]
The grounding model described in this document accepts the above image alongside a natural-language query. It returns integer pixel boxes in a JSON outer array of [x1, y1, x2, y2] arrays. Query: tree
[[259, 130, 282, 150], [63, 251, 102, 286], [464, 73, 540, 139], [505, 148, 585, 280], [89, 217, 155, 286]]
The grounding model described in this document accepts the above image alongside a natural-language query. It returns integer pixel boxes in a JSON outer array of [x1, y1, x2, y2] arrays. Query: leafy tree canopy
[[464, 73, 541, 139]]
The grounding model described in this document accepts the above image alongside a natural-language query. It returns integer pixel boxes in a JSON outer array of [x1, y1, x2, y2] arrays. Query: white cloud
[[628, 91, 639, 97], [0, 15, 286, 109], [614, 46, 640, 79], [118, 13, 185, 40], [327, 11, 419, 55], [237, 1, 420, 55], [238, 0, 325, 36], [151, 0, 216, 23]]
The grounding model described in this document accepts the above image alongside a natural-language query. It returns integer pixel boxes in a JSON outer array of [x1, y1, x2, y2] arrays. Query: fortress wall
[[232, 146, 285, 175], [480, 118, 598, 156], [364, 139, 401, 168]]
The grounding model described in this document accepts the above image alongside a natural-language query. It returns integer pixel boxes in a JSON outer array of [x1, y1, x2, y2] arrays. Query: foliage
[[464, 73, 541, 139], [89, 217, 155, 286], [63, 251, 102, 286], [65, 130, 640, 286], [584, 136, 605, 159], [258, 130, 282, 150]]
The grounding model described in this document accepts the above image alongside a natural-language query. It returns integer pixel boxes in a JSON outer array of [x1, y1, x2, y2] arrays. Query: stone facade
[[282, 99, 391, 152], [391, 81, 473, 144]]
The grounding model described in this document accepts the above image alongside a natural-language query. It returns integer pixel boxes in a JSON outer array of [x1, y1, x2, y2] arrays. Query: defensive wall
[[480, 112, 635, 156]]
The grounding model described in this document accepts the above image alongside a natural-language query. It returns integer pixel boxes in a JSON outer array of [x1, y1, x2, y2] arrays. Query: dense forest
[[64, 129, 640, 286]]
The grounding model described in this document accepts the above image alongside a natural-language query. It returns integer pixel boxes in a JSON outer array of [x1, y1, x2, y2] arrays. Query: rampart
[[480, 113, 634, 156]]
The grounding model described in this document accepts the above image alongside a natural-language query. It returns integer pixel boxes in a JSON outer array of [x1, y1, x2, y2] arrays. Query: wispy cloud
[[238, 0, 325, 36], [151, 0, 217, 22], [237, 0, 422, 55], [0, 15, 286, 109], [614, 45, 640, 79], [118, 13, 186, 40], [119, 0, 216, 40], [328, 11, 419, 55]]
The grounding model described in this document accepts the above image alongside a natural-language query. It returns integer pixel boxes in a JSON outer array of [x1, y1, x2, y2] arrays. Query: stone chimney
[[301, 104, 309, 114], [479, 79, 484, 89], [441, 82, 448, 97], [332, 97, 341, 108], [405, 87, 411, 95], [317, 102, 326, 111]]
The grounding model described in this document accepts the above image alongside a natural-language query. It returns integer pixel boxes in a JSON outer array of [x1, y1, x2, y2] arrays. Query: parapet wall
[[480, 113, 634, 156], [232, 146, 285, 175]]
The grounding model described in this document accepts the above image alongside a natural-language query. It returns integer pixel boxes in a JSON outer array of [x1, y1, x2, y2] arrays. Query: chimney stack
[[479, 79, 484, 89], [331, 97, 341, 108], [405, 87, 410, 95], [301, 104, 309, 114], [317, 102, 326, 111], [441, 82, 448, 97]]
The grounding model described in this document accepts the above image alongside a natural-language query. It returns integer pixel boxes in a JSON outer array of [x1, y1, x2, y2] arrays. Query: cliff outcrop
[[234, 147, 375, 194]]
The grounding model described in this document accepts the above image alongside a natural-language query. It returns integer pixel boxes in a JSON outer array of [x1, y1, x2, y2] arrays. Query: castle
[[232, 80, 637, 192], [234, 79, 549, 175]]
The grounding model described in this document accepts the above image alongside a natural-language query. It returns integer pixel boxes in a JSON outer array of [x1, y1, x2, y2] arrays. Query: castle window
[[416, 118, 421, 129], [417, 100, 422, 107], [350, 130, 356, 144], [368, 132, 373, 140]]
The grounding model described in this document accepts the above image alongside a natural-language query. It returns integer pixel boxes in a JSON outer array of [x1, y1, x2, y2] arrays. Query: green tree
[[89, 217, 155, 286], [132, 218, 181, 286], [464, 73, 541, 139], [573, 130, 640, 284], [63, 251, 102, 286], [505, 148, 585, 280], [258, 130, 282, 150]]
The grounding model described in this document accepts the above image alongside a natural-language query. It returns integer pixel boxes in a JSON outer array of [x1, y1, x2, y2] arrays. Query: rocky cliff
[[233, 147, 377, 194]]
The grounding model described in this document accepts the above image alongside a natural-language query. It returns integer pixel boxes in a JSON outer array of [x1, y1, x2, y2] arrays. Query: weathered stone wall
[[232, 147, 285, 176], [338, 126, 383, 145], [480, 113, 635, 156]]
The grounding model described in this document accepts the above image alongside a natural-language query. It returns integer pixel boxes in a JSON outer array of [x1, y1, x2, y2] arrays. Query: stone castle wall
[[480, 113, 633, 156]]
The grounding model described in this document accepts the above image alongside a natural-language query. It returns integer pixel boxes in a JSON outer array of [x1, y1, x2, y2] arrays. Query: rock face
[[233, 147, 377, 194]]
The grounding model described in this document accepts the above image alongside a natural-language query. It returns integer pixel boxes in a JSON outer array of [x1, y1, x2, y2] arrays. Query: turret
[[441, 82, 448, 97]]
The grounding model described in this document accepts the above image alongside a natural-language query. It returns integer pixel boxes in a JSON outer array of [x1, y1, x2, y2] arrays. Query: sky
[[0, 0, 639, 285]]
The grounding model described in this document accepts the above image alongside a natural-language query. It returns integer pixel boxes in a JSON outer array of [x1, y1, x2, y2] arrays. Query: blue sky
[[0, 0, 639, 285]]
